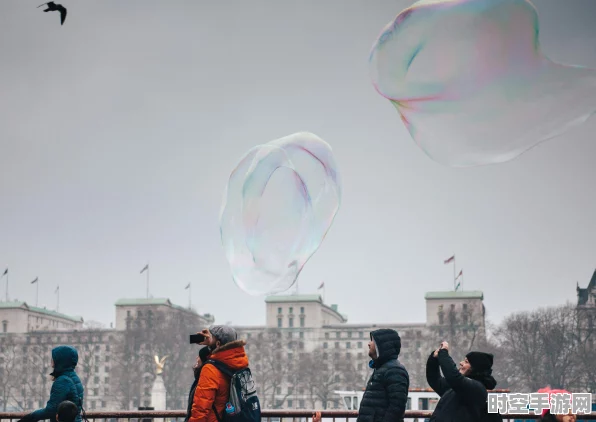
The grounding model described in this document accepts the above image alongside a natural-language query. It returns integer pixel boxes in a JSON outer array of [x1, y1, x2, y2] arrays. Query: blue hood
[[51, 345, 78, 376]]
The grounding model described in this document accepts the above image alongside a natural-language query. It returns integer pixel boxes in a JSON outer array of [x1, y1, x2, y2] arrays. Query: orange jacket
[[189, 340, 249, 422]]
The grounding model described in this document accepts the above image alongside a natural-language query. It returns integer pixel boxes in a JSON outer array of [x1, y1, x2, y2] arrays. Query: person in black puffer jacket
[[426, 341, 497, 422], [357, 329, 409, 422]]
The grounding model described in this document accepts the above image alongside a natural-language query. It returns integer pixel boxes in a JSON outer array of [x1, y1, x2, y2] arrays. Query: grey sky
[[1, 0, 595, 328]]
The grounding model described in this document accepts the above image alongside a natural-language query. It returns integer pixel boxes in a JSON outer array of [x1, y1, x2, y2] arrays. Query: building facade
[[233, 290, 486, 409], [0, 301, 84, 334], [0, 298, 213, 412], [0, 289, 485, 412]]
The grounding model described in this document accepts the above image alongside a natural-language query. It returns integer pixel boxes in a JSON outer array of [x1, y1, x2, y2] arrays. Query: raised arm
[[426, 351, 450, 396], [436, 349, 486, 403]]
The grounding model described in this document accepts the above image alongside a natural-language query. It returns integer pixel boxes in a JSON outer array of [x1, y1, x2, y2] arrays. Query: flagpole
[[453, 255, 456, 291], [2, 270, 7, 302], [36, 279, 39, 307]]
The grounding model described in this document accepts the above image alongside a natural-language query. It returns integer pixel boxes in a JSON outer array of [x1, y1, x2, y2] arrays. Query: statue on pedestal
[[151, 355, 169, 421], [154, 355, 169, 375]]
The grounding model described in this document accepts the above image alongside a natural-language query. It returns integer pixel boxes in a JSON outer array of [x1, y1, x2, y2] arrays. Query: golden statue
[[154, 355, 169, 375]]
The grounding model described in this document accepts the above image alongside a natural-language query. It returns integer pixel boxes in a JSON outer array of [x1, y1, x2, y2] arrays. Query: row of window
[[439, 303, 469, 311], [15, 344, 111, 353], [277, 306, 305, 315], [277, 315, 306, 328], [243, 330, 425, 344], [323, 341, 364, 349]]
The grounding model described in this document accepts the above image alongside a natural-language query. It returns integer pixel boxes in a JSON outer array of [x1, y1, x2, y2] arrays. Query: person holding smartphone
[[426, 341, 497, 421], [189, 325, 248, 422]]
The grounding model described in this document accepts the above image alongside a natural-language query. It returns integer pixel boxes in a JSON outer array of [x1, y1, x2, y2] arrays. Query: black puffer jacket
[[357, 329, 409, 422], [427, 349, 497, 422]]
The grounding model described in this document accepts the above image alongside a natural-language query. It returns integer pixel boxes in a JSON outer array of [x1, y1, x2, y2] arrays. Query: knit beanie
[[465, 351, 493, 372]]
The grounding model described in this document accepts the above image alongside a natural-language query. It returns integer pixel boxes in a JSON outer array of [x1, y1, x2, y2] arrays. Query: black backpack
[[205, 360, 261, 422]]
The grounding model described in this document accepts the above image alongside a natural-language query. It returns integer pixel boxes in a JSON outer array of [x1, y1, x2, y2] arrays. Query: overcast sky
[[1, 0, 595, 329]]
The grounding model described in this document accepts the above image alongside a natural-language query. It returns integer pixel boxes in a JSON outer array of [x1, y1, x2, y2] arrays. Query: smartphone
[[190, 333, 206, 344]]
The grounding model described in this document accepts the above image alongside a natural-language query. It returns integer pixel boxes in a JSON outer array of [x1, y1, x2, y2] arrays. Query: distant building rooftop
[[325, 322, 426, 329], [424, 291, 484, 300], [115, 298, 174, 306], [265, 294, 347, 322], [0, 301, 83, 323], [114, 298, 210, 318], [264, 294, 322, 303]]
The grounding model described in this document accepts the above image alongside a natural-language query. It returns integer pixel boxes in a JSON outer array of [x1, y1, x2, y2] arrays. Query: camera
[[190, 333, 206, 344]]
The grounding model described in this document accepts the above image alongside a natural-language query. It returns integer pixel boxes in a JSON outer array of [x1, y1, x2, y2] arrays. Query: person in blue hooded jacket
[[18, 346, 84, 422]]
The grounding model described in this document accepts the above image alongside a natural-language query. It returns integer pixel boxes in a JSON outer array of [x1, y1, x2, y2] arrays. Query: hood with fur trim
[[208, 339, 249, 370]]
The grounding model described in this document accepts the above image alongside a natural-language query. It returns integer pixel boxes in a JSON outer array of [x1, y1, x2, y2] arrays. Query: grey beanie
[[209, 325, 237, 345]]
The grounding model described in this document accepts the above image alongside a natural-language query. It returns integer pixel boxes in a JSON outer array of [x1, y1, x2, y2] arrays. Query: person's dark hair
[[57, 400, 78, 422], [198, 346, 210, 362]]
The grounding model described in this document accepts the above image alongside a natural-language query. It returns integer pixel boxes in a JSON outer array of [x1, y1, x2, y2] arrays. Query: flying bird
[[37, 2, 67, 26]]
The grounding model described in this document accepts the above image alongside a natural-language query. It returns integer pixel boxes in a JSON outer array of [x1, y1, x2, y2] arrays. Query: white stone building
[[0, 301, 84, 334], [0, 290, 485, 412]]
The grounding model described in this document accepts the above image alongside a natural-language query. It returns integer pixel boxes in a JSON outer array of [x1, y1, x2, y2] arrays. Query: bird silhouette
[[37, 2, 67, 26]]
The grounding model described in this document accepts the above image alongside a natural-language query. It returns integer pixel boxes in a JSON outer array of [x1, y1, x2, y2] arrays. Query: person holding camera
[[189, 325, 249, 422], [426, 341, 497, 422]]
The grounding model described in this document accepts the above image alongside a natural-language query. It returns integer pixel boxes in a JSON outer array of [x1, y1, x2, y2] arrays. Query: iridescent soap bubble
[[370, 0, 596, 167], [220, 132, 341, 296]]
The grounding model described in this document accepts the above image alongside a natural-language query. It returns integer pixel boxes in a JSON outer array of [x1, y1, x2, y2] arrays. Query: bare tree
[[0, 336, 21, 411], [109, 307, 204, 410], [248, 329, 288, 409], [401, 331, 435, 389], [495, 304, 582, 391], [24, 346, 50, 410], [159, 309, 202, 410], [110, 318, 152, 409], [296, 346, 357, 409], [574, 306, 596, 392]]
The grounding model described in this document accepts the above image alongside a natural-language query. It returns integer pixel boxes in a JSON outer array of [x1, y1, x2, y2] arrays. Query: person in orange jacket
[[189, 326, 249, 422]]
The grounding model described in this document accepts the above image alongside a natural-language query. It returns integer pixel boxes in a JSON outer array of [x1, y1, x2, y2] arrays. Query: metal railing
[[0, 410, 595, 421]]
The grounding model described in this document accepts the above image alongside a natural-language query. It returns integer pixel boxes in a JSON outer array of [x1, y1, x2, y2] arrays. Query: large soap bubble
[[370, 0, 596, 167], [220, 132, 341, 296]]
